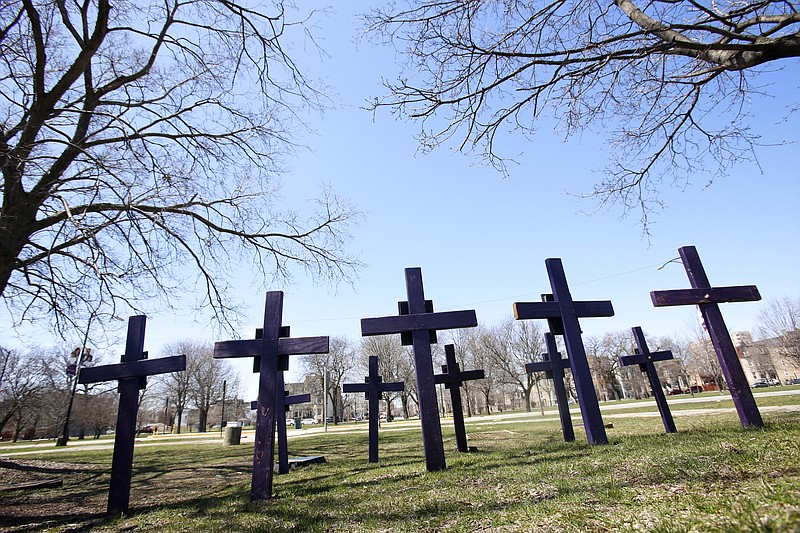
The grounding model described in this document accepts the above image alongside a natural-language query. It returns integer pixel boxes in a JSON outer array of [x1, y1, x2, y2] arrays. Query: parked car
[[751, 380, 770, 388], [787, 378, 800, 385], [302, 418, 318, 425], [286, 418, 295, 426]]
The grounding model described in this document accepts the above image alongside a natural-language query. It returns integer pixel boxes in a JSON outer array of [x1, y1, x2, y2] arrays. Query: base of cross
[[272, 456, 326, 472], [0, 478, 63, 493]]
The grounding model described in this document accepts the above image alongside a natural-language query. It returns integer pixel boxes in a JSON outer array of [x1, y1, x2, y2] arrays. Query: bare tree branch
[[363, 0, 799, 229], [0, 1, 362, 335]]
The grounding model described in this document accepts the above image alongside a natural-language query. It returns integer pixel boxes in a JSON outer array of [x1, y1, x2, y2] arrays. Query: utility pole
[[57, 320, 92, 447], [323, 369, 328, 432], [220, 380, 227, 435]]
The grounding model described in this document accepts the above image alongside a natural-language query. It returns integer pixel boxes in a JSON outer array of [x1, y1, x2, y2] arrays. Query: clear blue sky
[[2, 4, 798, 397]]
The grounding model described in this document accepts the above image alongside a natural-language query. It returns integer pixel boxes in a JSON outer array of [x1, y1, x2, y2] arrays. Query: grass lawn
[[1, 397, 798, 532]]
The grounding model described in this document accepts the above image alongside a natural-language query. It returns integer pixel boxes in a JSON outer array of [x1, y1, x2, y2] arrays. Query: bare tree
[[757, 295, 800, 365], [0, 349, 46, 439], [74, 391, 117, 439], [649, 334, 691, 392], [478, 319, 544, 412], [1, 1, 361, 336], [359, 335, 415, 420], [303, 336, 357, 423], [157, 339, 196, 433], [592, 331, 634, 400], [364, 1, 799, 226], [187, 343, 238, 432], [686, 316, 726, 390]]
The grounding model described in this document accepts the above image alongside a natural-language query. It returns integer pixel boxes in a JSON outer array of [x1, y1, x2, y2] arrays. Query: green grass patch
[[1, 407, 799, 531]]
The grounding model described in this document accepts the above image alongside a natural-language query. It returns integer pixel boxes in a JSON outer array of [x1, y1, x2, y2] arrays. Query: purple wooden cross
[[78, 316, 186, 517], [251, 372, 311, 475], [249, 326, 310, 476], [514, 259, 614, 445], [213, 291, 329, 500], [434, 344, 484, 453], [342, 355, 404, 463], [651, 245, 763, 428], [525, 332, 575, 442], [618, 327, 677, 434], [361, 267, 478, 471]]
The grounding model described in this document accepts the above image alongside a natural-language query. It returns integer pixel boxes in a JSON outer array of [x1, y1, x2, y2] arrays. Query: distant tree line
[[0, 340, 242, 441], [3, 295, 797, 440], [303, 295, 800, 421]]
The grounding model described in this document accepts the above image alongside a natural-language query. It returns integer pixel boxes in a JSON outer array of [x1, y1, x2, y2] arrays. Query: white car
[[302, 418, 318, 425]]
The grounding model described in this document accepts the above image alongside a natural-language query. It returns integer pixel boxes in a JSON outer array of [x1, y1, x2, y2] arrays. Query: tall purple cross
[[250, 371, 311, 475], [618, 326, 677, 434], [651, 245, 763, 428], [434, 344, 484, 453], [361, 267, 478, 471], [525, 332, 574, 442], [213, 292, 329, 500], [514, 259, 614, 445], [342, 355, 404, 463], [78, 316, 186, 517], [248, 325, 311, 476]]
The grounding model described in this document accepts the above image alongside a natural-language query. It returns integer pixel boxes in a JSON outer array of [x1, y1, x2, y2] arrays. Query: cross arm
[[79, 355, 186, 384], [460, 369, 485, 382], [526, 358, 568, 374], [650, 286, 760, 307], [214, 336, 329, 359], [379, 382, 405, 392], [526, 361, 544, 374], [513, 301, 614, 320], [342, 383, 369, 394], [435, 369, 483, 385], [361, 310, 477, 337], [619, 350, 673, 367], [618, 354, 646, 367], [286, 393, 311, 405]]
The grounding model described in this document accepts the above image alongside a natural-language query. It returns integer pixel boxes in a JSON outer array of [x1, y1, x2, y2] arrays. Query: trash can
[[294, 417, 302, 429], [223, 425, 242, 445]]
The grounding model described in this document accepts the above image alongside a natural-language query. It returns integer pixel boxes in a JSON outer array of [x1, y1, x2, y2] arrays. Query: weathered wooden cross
[[361, 267, 478, 471], [250, 370, 311, 475], [618, 326, 677, 434], [525, 332, 575, 442], [651, 245, 763, 428], [214, 291, 329, 500], [434, 344, 484, 453], [78, 315, 186, 517], [342, 355, 404, 463], [514, 259, 614, 445]]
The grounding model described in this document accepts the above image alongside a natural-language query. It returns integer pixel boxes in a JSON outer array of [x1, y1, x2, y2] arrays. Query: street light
[[656, 257, 682, 270]]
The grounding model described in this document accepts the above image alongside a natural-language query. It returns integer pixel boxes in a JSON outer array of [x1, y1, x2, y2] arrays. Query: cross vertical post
[[361, 267, 478, 471], [251, 377, 311, 475], [273, 368, 289, 475], [514, 259, 613, 444], [525, 332, 574, 442], [78, 316, 186, 517], [342, 355, 404, 463], [651, 246, 763, 428], [214, 292, 329, 500], [434, 344, 484, 453], [618, 327, 677, 433]]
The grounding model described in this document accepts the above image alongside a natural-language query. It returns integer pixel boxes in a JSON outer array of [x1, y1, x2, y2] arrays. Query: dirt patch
[[0, 456, 247, 531]]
